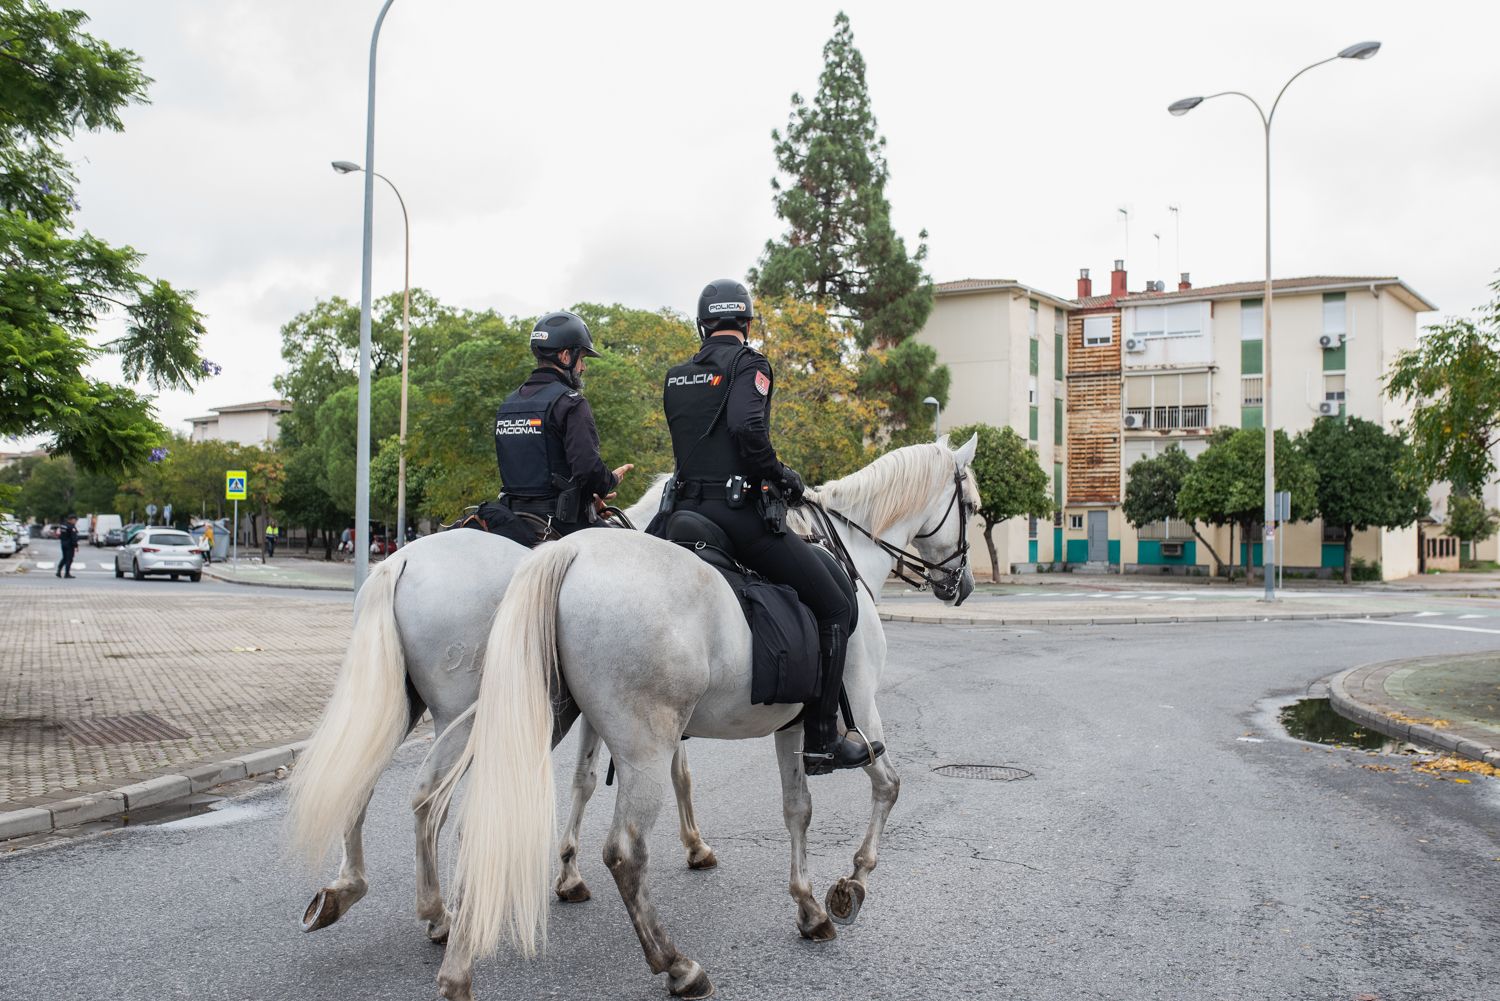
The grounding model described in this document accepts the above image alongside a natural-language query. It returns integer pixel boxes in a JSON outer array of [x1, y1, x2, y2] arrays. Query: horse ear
[[935, 433, 951, 449], [953, 432, 979, 467]]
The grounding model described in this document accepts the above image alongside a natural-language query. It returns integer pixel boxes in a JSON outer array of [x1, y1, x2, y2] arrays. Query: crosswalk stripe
[[1458, 614, 1487, 620], [1413, 611, 1443, 617]]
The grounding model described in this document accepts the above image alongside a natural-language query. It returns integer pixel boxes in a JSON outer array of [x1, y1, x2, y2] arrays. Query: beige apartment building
[[917, 280, 1073, 576], [917, 262, 1440, 581], [186, 399, 292, 447]]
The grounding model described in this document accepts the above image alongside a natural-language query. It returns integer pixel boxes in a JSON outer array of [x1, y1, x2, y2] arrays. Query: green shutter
[[1029, 338, 1039, 375], [1053, 462, 1062, 506], [1054, 399, 1064, 443], [1054, 332, 1064, 380], [1029, 406, 1038, 441], [1322, 341, 1346, 372], [1241, 339, 1263, 375], [1241, 406, 1263, 429]]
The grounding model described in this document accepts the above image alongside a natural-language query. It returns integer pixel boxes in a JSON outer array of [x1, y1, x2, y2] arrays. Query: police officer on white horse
[[662, 279, 880, 775], [495, 311, 631, 536]]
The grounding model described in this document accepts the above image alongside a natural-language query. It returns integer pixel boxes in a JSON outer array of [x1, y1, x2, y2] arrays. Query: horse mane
[[803, 442, 973, 536]]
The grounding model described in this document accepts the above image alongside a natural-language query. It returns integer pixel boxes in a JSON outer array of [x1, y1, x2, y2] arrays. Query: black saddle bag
[[742, 579, 821, 705]]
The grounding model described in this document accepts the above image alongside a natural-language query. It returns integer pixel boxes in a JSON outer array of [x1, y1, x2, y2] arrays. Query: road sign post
[[226, 470, 248, 567]]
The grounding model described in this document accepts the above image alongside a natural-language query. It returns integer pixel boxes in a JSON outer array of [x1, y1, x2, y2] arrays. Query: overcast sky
[[29, 0, 1500, 440]]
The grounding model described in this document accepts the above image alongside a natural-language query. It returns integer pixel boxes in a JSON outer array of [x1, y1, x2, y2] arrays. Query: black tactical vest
[[495, 379, 572, 498], [664, 339, 758, 482]]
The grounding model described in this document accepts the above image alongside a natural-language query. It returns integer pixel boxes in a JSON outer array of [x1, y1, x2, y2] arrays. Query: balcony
[[1124, 404, 1210, 430]]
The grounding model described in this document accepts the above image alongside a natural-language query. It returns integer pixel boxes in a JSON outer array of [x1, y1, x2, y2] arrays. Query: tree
[[279, 446, 344, 559], [0, 453, 116, 521], [1385, 275, 1500, 493], [750, 10, 942, 446], [946, 422, 1050, 582], [1122, 446, 1228, 577], [1297, 416, 1428, 583], [1177, 427, 1317, 583], [1, 1, 209, 471], [1447, 494, 1499, 559]]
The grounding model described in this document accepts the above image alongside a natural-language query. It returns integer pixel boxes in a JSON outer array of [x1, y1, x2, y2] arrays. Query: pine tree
[[750, 11, 942, 444]]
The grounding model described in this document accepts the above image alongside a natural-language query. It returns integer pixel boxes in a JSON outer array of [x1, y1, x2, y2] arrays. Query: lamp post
[[333, 160, 410, 552], [351, 0, 398, 593], [923, 396, 941, 439], [1168, 40, 1379, 602]]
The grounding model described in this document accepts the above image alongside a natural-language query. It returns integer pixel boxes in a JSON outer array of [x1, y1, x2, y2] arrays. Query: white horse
[[427, 436, 979, 1001], [286, 489, 709, 943]]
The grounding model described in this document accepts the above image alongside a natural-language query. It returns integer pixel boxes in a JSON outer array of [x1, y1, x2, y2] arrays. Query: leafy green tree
[[1297, 416, 1428, 583], [1, 453, 116, 521], [1177, 427, 1317, 582], [1385, 275, 1500, 493], [1446, 494, 1500, 559], [947, 422, 1050, 581], [279, 445, 344, 559], [1, 1, 208, 470], [1123, 445, 1227, 577], [750, 10, 941, 445]]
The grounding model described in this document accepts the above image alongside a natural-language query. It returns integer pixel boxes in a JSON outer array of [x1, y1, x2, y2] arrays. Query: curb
[[1328, 661, 1500, 770], [0, 739, 308, 842], [202, 565, 352, 592], [877, 609, 1402, 628]]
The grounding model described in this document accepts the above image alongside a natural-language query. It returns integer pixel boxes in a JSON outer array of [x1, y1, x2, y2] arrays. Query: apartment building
[[916, 280, 1073, 576], [186, 400, 292, 447]]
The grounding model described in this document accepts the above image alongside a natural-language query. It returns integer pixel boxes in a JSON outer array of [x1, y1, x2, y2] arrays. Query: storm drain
[[64, 713, 191, 746], [933, 764, 1033, 782]]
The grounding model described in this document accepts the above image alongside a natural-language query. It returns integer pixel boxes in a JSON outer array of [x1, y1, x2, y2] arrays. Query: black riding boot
[[803, 624, 884, 776]]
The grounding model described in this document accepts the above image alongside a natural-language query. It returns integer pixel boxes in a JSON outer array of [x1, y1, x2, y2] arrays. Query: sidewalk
[[1331, 653, 1500, 769], [0, 588, 348, 839], [203, 555, 356, 590]]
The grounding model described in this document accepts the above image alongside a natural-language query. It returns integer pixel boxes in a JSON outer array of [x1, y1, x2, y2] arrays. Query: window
[[1028, 515, 1038, 539], [1240, 299, 1263, 340], [1241, 376, 1263, 406], [1027, 375, 1038, 405], [1165, 303, 1202, 337], [1054, 309, 1065, 336], [1083, 316, 1113, 346], [1325, 374, 1346, 402], [1323, 523, 1347, 544], [1069, 514, 1083, 531], [1029, 300, 1039, 339], [1322, 292, 1346, 335], [1134, 306, 1165, 338]]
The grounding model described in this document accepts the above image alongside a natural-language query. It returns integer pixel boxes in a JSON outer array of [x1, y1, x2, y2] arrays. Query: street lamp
[[333, 160, 411, 553], [923, 396, 941, 439], [1168, 40, 1379, 603], [351, 0, 397, 593]]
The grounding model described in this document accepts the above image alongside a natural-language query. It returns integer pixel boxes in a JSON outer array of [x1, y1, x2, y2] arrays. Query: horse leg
[[302, 800, 371, 932], [412, 711, 472, 942], [555, 716, 602, 902], [774, 728, 836, 942], [670, 741, 717, 870], [605, 753, 713, 999], [825, 703, 899, 926]]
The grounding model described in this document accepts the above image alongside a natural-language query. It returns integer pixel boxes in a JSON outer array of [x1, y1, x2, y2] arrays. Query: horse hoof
[[687, 847, 718, 870], [668, 962, 714, 999], [825, 878, 864, 926], [437, 971, 473, 1001], [799, 916, 838, 942], [555, 878, 591, 903], [426, 918, 450, 944], [302, 888, 344, 932]]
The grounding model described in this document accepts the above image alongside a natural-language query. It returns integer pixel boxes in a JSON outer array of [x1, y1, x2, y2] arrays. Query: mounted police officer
[[662, 279, 879, 775], [495, 311, 631, 536]]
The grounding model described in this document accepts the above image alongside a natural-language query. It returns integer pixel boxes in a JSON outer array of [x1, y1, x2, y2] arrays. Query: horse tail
[[427, 540, 577, 961], [288, 551, 411, 868]]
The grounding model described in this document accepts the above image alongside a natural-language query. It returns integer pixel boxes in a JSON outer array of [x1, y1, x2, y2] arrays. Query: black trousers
[[677, 498, 852, 634], [58, 546, 76, 575]]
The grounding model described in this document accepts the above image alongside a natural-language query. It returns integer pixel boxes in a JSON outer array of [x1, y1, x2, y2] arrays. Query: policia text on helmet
[[493, 311, 631, 536], [662, 279, 884, 775]]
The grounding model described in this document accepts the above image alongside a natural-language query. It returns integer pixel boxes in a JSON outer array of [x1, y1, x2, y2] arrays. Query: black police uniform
[[664, 334, 868, 772], [495, 368, 617, 536]]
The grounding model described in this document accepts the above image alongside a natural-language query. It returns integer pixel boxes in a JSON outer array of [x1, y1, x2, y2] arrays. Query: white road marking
[[1343, 618, 1500, 636], [1168, 597, 1196, 602], [1458, 614, 1488, 620], [1413, 611, 1443, 617]]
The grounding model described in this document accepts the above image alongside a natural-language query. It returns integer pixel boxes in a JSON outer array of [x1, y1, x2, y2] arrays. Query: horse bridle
[[811, 463, 972, 603]]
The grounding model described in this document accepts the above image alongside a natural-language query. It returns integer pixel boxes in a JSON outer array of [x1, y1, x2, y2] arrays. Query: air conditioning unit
[[1125, 337, 1145, 353], [1160, 541, 1184, 558], [1317, 400, 1338, 416], [1123, 413, 1144, 429], [1318, 334, 1346, 350]]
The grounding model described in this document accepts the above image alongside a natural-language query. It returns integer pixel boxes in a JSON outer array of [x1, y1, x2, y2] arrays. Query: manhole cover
[[64, 713, 191, 746], [933, 764, 1033, 782]]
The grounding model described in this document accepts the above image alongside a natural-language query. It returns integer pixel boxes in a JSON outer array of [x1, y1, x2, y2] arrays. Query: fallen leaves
[[1387, 712, 1451, 729], [1412, 755, 1500, 779]]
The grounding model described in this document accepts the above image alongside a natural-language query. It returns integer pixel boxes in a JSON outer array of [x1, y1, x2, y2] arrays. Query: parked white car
[[114, 528, 205, 582], [0, 531, 15, 558], [1, 518, 25, 551]]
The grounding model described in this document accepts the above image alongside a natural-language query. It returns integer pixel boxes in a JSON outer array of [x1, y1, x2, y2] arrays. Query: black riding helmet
[[696, 279, 754, 340], [530, 310, 600, 360]]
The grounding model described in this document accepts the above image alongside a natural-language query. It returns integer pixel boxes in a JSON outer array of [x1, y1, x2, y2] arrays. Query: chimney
[[1110, 259, 1127, 299], [1178, 272, 1192, 291], [1077, 268, 1092, 299]]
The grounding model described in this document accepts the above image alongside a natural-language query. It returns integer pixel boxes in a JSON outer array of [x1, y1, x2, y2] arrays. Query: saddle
[[444, 500, 558, 548], [662, 510, 856, 705]]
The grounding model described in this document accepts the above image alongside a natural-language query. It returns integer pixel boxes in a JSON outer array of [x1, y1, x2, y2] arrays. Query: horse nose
[[954, 572, 975, 607]]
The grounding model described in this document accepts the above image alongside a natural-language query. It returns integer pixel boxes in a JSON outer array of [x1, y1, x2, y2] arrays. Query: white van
[[91, 514, 122, 547]]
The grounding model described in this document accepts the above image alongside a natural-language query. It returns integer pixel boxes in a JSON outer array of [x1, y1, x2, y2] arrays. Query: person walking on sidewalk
[[264, 521, 279, 560], [56, 514, 79, 579], [202, 521, 215, 564]]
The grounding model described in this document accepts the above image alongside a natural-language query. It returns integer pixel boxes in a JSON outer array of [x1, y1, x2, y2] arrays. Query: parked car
[[42, 523, 61, 539], [103, 527, 126, 546], [90, 514, 122, 547], [114, 528, 205, 582], [0, 532, 14, 558], [1, 519, 25, 551]]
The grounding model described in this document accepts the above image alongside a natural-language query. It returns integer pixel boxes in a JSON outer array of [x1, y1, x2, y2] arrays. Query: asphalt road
[[3, 618, 1499, 1001]]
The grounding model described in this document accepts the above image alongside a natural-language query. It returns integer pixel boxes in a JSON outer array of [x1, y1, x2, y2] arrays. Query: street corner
[[1329, 652, 1500, 768]]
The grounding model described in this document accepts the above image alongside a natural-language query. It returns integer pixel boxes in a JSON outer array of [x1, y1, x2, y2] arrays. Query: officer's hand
[[779, 466, 806, 505]]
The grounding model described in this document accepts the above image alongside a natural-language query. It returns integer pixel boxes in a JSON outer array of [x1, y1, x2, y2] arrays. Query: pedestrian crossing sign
[[226, 470, 248, 500]]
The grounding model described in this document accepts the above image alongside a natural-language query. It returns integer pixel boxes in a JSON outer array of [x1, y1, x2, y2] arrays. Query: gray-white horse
[[286, 487, 708, 942], [427, 436, 979, 1001]]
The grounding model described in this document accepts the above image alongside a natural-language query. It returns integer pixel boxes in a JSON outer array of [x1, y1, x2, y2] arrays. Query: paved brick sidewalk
[[0, 589, 348, 809], [1331, 653, 1500, 768]]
